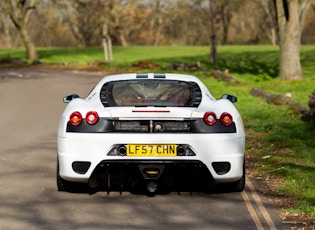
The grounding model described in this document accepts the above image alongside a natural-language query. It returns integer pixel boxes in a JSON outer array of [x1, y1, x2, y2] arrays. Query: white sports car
[[57, 73, 245, 194]]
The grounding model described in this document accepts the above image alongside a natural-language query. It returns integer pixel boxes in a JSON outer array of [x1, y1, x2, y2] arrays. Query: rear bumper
[[58, 133, 245, 185]]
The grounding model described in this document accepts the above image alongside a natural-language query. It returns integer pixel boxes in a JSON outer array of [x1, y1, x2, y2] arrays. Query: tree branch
[[5, 0, 21, 29]]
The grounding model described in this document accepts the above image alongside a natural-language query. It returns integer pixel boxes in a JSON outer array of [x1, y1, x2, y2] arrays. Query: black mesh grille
[[113, 120, 190, 132], [189, 82, 202, 107], [100, 82, 112, 107]]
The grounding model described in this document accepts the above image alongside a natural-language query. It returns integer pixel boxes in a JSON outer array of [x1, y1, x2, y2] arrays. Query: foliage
[[1, 45, 314, 220], [1, 0, 315, 48]]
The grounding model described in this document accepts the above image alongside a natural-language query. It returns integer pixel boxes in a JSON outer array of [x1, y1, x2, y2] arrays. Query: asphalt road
[[0, 68, 288, 230]]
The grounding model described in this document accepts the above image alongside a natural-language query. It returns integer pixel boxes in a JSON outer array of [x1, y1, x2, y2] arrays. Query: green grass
[[1, 45, 315, 220]]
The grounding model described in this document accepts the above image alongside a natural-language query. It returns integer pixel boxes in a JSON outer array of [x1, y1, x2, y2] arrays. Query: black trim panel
[[136, 74, 148, 78], [66, 118, 236, 133], [88, 160, 214, 192], [154, 74, 165, 78]]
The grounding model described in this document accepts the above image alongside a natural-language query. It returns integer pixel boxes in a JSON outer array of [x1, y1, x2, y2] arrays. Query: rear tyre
[[227, 159, 245, 192], [57, 159, 70, 192], [56, 171, 68, 192]]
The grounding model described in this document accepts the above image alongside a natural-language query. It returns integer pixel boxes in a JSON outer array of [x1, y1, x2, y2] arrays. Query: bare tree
[[65, 0, 141, 47], [302, 0, 315, 44], [256, 0, 277, 45], [275, 0, 311, 80], [107, 0, 145, 47], [215, 0, 241, 45], [150, 0, 163, 46], [65, 0, 105, 47], [0, 3, 12, 48], [161, 0, 209, 45], [209, 0, 218, 65], [107, 0, 128, 47], [4, 0, 41, 62], [2, 0, 315, 48], [102, 23, 113, 63]]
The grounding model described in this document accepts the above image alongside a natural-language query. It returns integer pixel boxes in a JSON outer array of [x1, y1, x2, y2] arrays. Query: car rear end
[[57, 73, 245, 193]]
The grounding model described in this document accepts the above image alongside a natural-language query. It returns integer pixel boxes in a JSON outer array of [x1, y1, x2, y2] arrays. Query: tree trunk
[[118, 29, 128, 47], [309, 91, 315, 121], [153, 0, 163, 46], [267, 28, 277, 46], [20, 26, 38, 62], [258, 0, 277, 46], [219, 3, 231, 45], [4, 0, 40, 62], [209, 0, 218, 66], [276, 0, 311, 80], [102, 23, 113, 63]]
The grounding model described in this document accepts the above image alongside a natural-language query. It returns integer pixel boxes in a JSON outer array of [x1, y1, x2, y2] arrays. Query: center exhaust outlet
[[118, 145, 127, 156]]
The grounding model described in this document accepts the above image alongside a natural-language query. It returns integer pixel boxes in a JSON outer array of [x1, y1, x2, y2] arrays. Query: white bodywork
[[57, 73, 245, 185]]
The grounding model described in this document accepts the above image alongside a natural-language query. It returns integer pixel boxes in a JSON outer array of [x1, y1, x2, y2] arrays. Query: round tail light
[[220, 112, 233, 126], [86, 111, 99, 125], [69, 111, 82, 126], [203, 112, 217, 126]]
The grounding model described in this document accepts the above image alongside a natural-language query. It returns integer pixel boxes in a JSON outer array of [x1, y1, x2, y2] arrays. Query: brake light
[[220, 112, 233, 126], [69, 112, 82, 126], [86, 111, 99, 125], [203, 112, 217, 126]]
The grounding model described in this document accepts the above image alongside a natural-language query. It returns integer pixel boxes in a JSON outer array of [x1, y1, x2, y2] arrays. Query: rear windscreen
[[100, 80, 202, 107]]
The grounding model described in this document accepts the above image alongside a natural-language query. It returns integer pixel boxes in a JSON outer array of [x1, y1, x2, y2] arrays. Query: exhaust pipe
[[118, 145, 127, 156], [177, 145, 186, 156]]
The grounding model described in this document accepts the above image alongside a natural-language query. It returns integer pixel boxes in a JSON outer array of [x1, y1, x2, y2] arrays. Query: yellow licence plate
[[127, 144, 177, 157]]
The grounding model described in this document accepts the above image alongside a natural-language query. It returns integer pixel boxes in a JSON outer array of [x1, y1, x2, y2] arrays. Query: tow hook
[[147, 182, 158, 194]]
